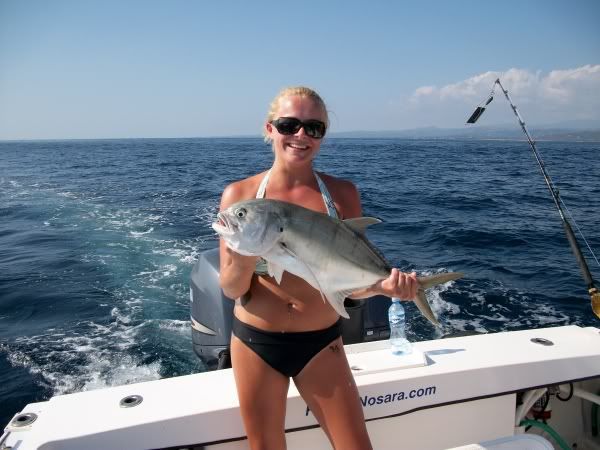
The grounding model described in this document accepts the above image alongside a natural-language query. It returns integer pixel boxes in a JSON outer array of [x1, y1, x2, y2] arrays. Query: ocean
[[1, 138, 599, 426]]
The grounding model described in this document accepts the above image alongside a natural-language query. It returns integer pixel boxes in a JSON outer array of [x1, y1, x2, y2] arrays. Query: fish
[[212, 198, 463, 326]]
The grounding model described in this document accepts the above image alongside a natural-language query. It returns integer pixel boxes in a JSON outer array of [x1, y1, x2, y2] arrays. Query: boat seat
[[447, 434, 554, 450]]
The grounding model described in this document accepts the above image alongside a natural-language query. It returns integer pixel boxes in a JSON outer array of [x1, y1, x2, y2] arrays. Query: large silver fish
[[212, 199, 463, 326]]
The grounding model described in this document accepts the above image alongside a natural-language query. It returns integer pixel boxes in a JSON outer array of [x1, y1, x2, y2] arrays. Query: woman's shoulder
[[317, 172, 357, 191], [316, 172, 362, 218], [220, 171, 268, 209]]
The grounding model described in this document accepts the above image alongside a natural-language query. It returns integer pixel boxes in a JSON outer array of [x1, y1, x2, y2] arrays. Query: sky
[[0, 0, 599, 140]]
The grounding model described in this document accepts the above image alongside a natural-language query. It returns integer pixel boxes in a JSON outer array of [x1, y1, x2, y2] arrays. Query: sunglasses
[[270, 117, 327, 139]]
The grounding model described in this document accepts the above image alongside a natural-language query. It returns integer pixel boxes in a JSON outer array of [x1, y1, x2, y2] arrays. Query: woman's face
[[265, 95, 326, 166]]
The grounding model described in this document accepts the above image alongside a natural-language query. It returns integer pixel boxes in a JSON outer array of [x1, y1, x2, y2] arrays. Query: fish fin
[[324, 290, 352, 319], [267, 261, 284, 284], [278, 244, 326, 299], [414, 289, 440, 327], [343, 217, 382, 234], [277, 244, 351, 319], [343, 217, 393, 270]]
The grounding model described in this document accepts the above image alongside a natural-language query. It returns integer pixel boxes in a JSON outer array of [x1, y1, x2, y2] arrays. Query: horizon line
[[1, 122, 599, 143]]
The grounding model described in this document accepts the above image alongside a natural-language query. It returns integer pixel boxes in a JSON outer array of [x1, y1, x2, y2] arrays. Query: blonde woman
[[218, 86, 418, 450]]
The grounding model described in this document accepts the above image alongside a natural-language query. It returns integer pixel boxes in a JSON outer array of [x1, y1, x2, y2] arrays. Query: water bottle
[[388, 298, 412, 355]]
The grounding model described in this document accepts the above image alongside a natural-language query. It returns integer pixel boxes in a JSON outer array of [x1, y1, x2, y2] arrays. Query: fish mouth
[[212, 212, 235, 236]]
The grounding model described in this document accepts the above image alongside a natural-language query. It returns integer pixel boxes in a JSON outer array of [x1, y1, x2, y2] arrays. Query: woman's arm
[[349, 269, 418, 300], [217, 182, 259, 300]]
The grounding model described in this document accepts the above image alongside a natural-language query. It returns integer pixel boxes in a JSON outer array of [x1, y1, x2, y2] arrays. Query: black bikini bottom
[[232, 315, 342, 378]]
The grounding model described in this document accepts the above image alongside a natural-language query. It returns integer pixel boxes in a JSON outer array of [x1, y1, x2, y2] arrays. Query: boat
[[3, 225, 600, 450], [2, 244, 600, 449]]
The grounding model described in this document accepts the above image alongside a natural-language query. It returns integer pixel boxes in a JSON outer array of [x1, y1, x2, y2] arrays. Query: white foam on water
[[419, 268, 461, 318], [152, 244, 202, 264], [111, 307, 132, 325], [506, 299, 571, 327], [195, 204, 219, 226], [158, 319, 190, 336], [2, 314, 165, 396], [57, 191, 78, 199], [441, 280, 573, 334], [2, 178, 31, 199], [108, 218, 133, 228], [107, 242, 130, 248], [0, 178, 206, 399], [180, 254, 197, 264], [130, 227, 154, 237], [134, 264, 179, 285], [76, 359, 162, 393], [444, 317, 489, 334]]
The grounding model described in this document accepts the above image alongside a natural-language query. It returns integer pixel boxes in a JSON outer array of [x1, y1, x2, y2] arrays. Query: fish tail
[[417, 272, 464, 290], [414, 290, 440, 327], [414, 272, 464, 327]]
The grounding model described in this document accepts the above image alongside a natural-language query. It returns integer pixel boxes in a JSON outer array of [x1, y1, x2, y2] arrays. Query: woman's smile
[[287, 142, 309, 150], [285, 140, 312, 152]]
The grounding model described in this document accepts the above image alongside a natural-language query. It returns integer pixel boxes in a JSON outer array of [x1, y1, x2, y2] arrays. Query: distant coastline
[[328, 124, 600, 142], [2, 122, 599, 143]]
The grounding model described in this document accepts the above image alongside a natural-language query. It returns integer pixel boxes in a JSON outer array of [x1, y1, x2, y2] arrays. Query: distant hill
[[330, 122, 600, 142]]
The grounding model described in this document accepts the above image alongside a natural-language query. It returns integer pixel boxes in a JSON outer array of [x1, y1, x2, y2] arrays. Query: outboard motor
[[190, 248, 234, 370], [190, 248, 392, 369]]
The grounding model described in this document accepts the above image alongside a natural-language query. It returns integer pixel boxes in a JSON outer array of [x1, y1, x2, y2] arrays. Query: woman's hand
[[349, 269, 419, 300], [377, 269, 419, 300], [217, 181, 260, 300]]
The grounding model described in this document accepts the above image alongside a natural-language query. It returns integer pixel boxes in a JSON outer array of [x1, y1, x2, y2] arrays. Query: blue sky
[[1, 0, 599, 139]]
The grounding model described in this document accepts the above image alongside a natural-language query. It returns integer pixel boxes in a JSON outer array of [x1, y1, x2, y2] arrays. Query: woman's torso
[[233, 170, 345, 332]]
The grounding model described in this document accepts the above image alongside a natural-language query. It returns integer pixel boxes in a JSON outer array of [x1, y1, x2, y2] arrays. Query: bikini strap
[[256, 169, 271, 199], [315, 172, 339, 219], [255, 169, 338, 218]]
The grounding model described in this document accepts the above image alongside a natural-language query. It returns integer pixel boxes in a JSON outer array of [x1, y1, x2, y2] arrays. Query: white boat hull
[[3, 325, 600, 449]]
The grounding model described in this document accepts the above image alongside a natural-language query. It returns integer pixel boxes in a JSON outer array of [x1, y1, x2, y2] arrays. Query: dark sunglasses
[[270, 117, 327, 139]]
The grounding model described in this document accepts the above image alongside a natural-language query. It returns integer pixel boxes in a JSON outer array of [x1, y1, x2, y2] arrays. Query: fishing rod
[[466, 78, 600, 319]]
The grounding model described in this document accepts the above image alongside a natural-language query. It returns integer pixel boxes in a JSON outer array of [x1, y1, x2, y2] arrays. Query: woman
[[218, 86, 418, 450]]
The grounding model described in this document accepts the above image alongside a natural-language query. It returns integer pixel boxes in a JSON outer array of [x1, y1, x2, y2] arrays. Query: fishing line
[[559, 199, 600, 268], [466, 78, 600, 319]]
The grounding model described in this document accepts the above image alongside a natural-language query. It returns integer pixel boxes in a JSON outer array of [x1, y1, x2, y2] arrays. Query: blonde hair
[[263, 86, 329, 143]]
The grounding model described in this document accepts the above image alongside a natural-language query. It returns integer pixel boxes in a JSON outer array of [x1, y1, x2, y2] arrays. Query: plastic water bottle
[[388, 298, 412, 355]]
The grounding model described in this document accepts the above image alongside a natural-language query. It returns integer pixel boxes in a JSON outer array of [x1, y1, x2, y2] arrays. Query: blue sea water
[[1, 138, 599, 426]]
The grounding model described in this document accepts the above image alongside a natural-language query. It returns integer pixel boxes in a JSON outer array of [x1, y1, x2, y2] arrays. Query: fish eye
[[235, 208, 247, 218]]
